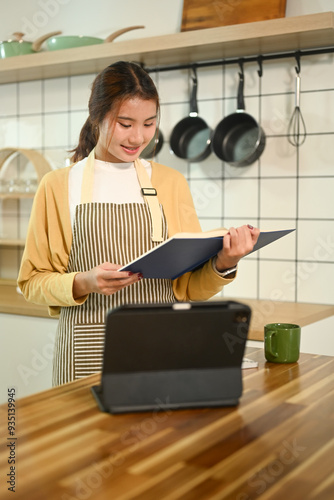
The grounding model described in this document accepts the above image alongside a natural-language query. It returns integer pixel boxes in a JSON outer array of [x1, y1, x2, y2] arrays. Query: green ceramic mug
[[264, 323, 301, 363]]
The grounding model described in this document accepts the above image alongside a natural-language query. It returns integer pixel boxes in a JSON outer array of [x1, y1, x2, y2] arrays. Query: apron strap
[[134, 158, 163, 242], [80, 149, 163, 242], [81, 150, 95, 204]]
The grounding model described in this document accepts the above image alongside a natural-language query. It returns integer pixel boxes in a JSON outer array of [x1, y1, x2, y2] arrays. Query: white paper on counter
[[242, 357, 259, 369]]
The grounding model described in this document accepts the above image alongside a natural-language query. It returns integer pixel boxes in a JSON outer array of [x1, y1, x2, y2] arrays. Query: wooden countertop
[[1, 285, 334, 341], [225, 297, 334, 341], [1, 347, 333, 499], [0, 284, 50, 318]]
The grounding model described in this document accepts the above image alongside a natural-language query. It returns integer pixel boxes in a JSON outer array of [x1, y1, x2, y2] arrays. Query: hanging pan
[[170, 67, 212, 162], [212, 64, 266, 166], [141, 129, 164, 159]]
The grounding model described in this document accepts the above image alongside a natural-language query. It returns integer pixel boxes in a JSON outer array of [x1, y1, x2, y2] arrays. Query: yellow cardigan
[[18, 157, 235, 317]]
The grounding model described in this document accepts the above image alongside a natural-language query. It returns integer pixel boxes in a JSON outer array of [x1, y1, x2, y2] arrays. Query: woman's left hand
[[215, 225, 260, 272]]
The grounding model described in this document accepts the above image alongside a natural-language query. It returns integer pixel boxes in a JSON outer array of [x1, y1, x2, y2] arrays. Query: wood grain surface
[[181, 0, 287, 32], [0, 348, 333, 499], [1, 283, 334, 342], [227, 298, 334, 341]]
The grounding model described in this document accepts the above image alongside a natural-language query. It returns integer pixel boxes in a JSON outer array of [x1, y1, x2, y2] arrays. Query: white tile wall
[[18, 81, 43, 115], [303, 90, 334, 134], [297, 220, 334, 262], [259, 220, 296, 260], [44, 112, 69, 148], [296, 262, 334, 304], [69, 74, 95, 110], [44, 78, 69, 113], [0, 83, 17, 116], [260, 178, 297, 219], [0, 50, 334, 304], [298, 178, 334, 219], [69, 110, 89, 148], [222, 259, 259, 299], [18, 115, 43, 148], [156, 69, 189, 104], [0, 117, 18, 147], [259, 137, 297, 177], [189, 155, 223, 180], [260, 260, 297, 302], [191, 178, 223, 219], [301, 53, 334, 91], [224, 178, 259, 219], [262, 93, 292, 137], [299, 135, 334, 176]]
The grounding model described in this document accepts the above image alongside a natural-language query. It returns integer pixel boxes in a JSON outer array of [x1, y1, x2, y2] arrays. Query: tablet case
[[91, 300, 251, 414]]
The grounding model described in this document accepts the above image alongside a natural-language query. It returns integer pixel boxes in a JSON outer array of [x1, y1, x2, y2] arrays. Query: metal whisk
[[288, 68, 307, 146]]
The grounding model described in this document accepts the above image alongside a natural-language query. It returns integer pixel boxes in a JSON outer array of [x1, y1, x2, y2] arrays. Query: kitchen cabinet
[[0, 12, 333, 84]]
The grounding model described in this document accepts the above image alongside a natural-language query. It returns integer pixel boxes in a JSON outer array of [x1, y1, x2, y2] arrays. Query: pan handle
[[32, 31, 62, 52], [237, 70, 245, 112], [189, 67, 199, 117], [104, 26, 145, 43]]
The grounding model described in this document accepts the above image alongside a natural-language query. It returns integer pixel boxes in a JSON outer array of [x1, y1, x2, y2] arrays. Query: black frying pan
[[170, 67, 212, 162], [141, 129, 164, 159], [212, 69, 266, 166]]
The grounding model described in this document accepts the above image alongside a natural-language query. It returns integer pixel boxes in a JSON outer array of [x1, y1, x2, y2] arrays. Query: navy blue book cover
[[120, 229, 295, 280]]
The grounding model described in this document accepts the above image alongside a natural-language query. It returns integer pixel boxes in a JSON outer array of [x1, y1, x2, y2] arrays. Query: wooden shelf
[[0, 192, 35, 199], [0, 238, 25, 246], [0, 12, 334, 83]]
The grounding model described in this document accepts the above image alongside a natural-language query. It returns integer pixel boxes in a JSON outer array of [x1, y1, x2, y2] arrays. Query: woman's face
[[95, 97, 158, 162]]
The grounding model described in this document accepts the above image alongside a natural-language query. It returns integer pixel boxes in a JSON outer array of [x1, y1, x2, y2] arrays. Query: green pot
[[45, 25, 145, 51], [46, 35, 103, 51], [0, 31, 62, 59], [0, 39, 34, 58]]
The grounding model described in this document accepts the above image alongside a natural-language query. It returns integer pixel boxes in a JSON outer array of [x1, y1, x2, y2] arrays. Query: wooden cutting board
[[181, 0, 287, 32]]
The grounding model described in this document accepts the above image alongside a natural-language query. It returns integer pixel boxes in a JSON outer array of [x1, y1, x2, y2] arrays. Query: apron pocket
[[73, 324, 105, 379]]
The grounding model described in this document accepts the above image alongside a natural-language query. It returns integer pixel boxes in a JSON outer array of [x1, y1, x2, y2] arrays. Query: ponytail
[[70, 117, 98, 162]]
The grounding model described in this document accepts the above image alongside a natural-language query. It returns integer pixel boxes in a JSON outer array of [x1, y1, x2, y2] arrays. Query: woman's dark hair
[[70, 61, 160, 162]]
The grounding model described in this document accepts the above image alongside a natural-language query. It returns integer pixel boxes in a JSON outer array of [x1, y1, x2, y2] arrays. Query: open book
[[120, 228, 295, 280]]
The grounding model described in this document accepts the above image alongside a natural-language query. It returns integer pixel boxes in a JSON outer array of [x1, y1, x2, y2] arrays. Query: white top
[[68, 158, 152, 228]]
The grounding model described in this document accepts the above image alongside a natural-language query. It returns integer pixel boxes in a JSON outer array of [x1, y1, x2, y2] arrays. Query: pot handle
[[104, 25, 145, 43], [32, 31, 62, 52], [237, 70, 245, 112], [12, 32, 25, 41], [189, 67, 199, 116]]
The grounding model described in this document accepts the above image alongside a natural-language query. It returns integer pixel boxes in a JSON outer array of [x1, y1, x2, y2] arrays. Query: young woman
[[18, 61, 259, 385]]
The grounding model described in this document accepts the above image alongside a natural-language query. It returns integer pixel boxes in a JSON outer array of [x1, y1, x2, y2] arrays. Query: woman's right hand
[[73, 262, 142, 299]]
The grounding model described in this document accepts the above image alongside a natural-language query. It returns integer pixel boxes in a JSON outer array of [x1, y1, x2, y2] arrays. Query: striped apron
[[52, 162, 175, 386]]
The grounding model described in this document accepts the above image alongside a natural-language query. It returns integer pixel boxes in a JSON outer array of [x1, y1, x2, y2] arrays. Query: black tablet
[[91, 300, 251, 414]]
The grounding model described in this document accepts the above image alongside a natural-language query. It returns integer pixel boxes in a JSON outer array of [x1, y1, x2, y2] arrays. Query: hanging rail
[[144, 46, 334, 73]]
